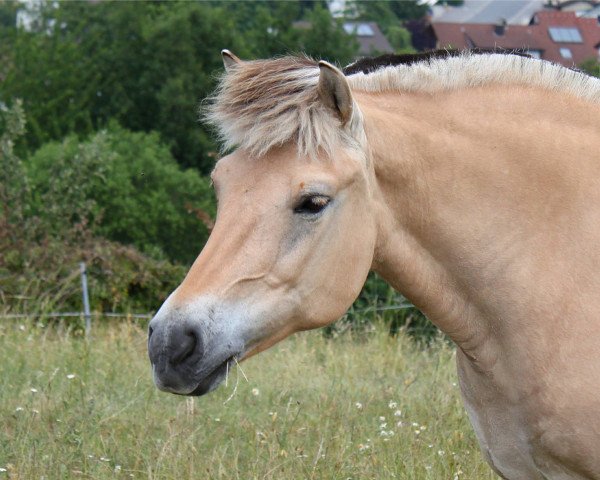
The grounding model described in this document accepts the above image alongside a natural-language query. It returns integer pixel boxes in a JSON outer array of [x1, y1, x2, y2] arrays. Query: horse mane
[[205, 49, 600, 158], [342, 48, 530, 75]]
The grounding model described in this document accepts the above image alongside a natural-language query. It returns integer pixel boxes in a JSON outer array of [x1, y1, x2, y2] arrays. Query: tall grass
[[0, 320, 496, 479]]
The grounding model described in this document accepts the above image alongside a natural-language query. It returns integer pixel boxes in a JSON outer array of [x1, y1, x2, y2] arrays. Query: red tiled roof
[[432, 11, 600, 66]]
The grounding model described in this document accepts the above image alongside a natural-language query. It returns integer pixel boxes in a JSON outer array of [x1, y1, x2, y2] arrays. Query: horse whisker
[[223, 360, 239, 405], [233, 357, 249, 383]]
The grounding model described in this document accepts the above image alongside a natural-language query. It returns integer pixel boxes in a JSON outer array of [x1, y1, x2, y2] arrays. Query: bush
[[580, 59, 600, 78], [328, 273, 438, 343], [1, 231, 186, 315], [26, 124, 215, 264], [1, 108, 198, 315]]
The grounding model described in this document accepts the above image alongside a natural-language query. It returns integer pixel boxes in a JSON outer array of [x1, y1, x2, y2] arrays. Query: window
[[356, 24, 375, 36], [343, 22, 374, 37], [548, 27, 583, 43], [559, 47, 573, 59], [527, 49, 542, 59]]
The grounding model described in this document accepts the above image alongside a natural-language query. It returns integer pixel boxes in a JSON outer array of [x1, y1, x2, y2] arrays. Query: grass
[[0, 320, 496, 479]]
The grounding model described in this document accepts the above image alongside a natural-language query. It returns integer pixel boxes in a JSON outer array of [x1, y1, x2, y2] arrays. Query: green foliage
[[351, 1, 429, 24], [385, 25, 416, 53], [26, 130, 109, 239], [1, 232, 186, 314], [438, 0, 465, 6], [350, 0, 421, 53], [328, 273, 438, 343], [1, 1, 359, 173], [26, 124, 214, 264], [0, 100, 29, 232], [0, 106, 191, 314], [293, 5, 359, 64], [580, 59, 600, 78]]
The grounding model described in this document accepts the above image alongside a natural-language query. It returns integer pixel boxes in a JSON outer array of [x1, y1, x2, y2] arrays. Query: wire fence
[[1, 263, 425, 337]]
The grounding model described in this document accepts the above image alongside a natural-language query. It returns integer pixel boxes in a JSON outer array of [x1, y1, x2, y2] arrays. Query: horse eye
[[294, 195, 331, 215]]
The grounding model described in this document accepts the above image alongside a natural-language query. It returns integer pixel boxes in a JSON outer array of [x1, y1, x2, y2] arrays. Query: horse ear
[[317, 61, 353, 125], [222, 49, 241, 71]]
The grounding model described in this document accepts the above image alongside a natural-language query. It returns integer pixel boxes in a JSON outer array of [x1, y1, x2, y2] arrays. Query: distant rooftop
[[347, 21, 393, 55], [432, 10, 600, 67], [432, 0, 549, 25]]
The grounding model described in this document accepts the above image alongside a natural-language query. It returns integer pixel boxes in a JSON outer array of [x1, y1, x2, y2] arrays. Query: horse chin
[[187, 355, 235, 397], [154, 353, 239, 397]]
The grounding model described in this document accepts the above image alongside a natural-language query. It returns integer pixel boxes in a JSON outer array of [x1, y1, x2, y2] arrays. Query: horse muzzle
[[147, 306, 242, 396]]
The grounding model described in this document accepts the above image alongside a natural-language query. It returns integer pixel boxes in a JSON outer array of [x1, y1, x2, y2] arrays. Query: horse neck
[[356, 85, 600, 362]]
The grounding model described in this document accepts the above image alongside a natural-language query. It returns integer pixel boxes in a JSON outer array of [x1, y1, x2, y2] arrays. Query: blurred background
[[1, 0, 599, 339]]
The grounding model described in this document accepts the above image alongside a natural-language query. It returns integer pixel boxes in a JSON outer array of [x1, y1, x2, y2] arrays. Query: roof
[[432, 11, 600, 66], [432, 0, 548, 25], [343, 22, 394, 55], [292, 20, 394, 56]]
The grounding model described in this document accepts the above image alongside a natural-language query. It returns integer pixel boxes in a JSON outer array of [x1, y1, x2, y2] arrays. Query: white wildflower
[[251, 388, 259, 396], [355, 402, 363, 409], [394, 410, 402, 417], [67, 374, 76, 380], [30, 388, 38, 393], [388, 401, 397, 409]]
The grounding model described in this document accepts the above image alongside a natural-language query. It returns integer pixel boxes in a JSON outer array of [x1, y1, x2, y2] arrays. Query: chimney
[[494, 18, 507, 36]]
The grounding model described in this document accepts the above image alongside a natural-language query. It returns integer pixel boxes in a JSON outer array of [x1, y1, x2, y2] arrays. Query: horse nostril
[[170, 329, 199, 366], [148, 326, 154, 339]]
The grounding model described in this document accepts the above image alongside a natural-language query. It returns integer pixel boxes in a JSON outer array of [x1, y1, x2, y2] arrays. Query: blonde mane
[[205, 52, 600, 158]]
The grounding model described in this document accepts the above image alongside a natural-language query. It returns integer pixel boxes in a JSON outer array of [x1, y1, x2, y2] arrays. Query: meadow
[[0, 320, 496, 479]]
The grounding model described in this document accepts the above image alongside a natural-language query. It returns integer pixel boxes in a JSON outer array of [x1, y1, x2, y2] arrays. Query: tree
[[0, 100, 29, 248], [26, 124, 215, 264], [1, 1, 361, 174], [580, 58, 600, 78], [350, 0, 422, 54]]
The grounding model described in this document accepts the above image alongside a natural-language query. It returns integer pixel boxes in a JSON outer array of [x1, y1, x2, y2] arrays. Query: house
[[432, 0, 547, 25], [292, 20, 393, 56], [432, 10, 600, 66], [342, 22, 394, 55]]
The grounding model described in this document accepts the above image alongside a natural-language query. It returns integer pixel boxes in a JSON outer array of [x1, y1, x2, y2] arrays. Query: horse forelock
[[204, 56, 364, 159]]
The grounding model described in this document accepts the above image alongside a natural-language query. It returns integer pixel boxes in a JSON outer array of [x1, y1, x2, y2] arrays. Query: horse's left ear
[[222, 49, 242, 71], [317, 61, 353, 125]]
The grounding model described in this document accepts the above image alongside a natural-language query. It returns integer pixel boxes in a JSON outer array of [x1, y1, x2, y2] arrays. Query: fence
[[0, 263, 420, 337], [0, 262, 153, 336]]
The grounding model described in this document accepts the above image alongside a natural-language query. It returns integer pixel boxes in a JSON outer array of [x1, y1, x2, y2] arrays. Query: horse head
[[148, 51, 378, 395]]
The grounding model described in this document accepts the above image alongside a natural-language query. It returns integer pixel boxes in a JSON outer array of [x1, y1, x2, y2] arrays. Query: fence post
[[80, 262, 92, 337]]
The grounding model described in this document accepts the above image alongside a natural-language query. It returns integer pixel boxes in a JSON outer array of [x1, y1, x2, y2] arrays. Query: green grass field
[[0, 320, 496, 479]]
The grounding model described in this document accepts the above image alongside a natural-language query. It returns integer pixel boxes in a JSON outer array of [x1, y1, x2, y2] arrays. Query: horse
[[147, 49, 600, 479]]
